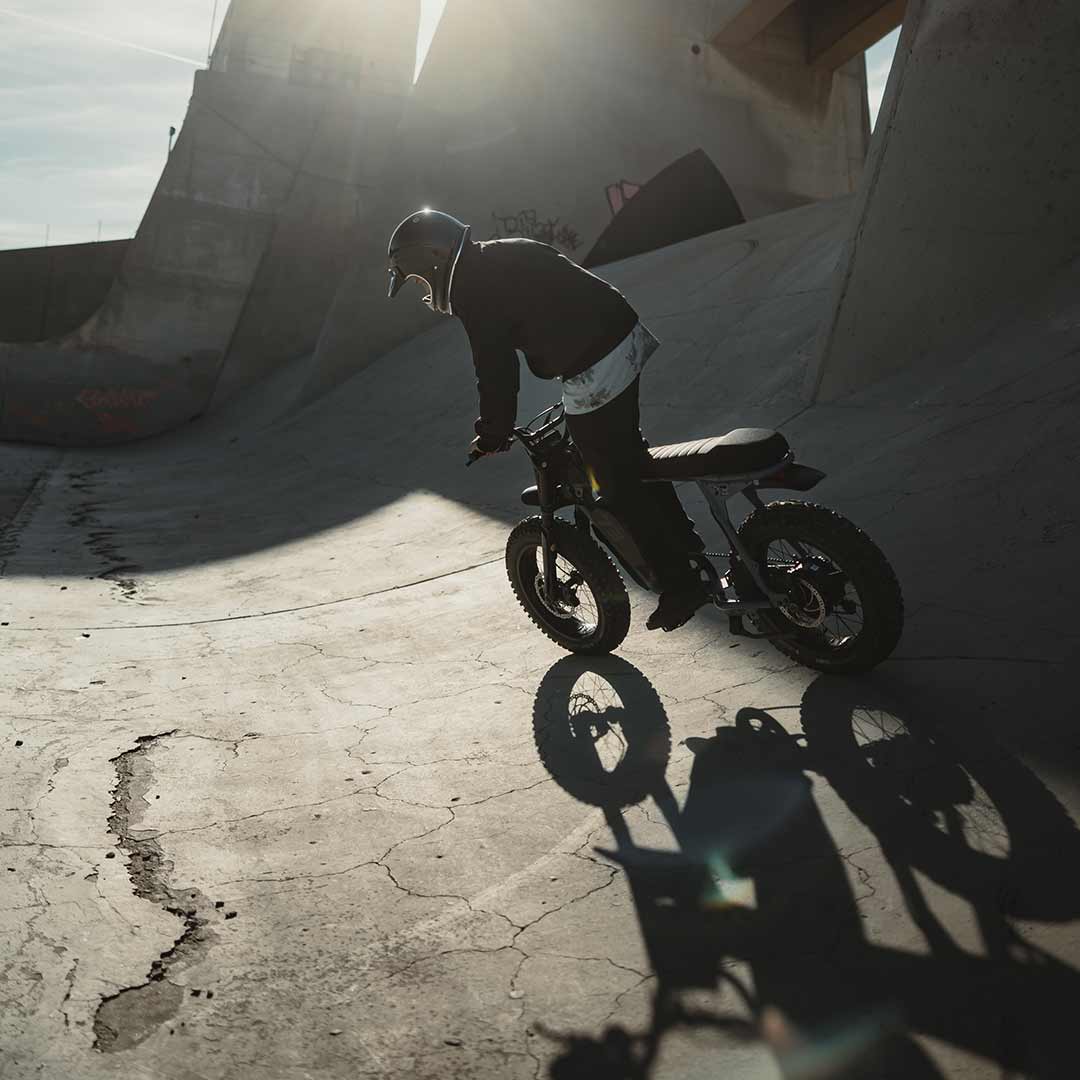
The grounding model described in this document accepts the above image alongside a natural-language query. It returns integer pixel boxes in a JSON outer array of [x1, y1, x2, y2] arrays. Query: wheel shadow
[[531, 656, 1080, 1078]]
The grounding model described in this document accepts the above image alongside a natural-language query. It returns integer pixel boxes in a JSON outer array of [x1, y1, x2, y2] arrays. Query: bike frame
[[508, 404, 822, 618]]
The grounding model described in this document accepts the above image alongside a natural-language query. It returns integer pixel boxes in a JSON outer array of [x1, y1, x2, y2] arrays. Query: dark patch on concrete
[[0, 462, 54, 574], [93, 731, 217, 1054], [68, 468, 142, 600], [95, 979, 185, 1052]]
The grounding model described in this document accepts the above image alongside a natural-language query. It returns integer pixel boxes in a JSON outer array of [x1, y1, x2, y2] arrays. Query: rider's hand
[[470, 435, 511, 457]]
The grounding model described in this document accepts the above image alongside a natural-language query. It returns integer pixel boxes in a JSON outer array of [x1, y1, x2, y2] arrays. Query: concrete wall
[[809, 0, 1080, 400], [205, 0, 420, 409], [297, 0, 871, 406], [1, 0, 868, 446], [0, 0, 420, 445], [0, 241, 129, 343]]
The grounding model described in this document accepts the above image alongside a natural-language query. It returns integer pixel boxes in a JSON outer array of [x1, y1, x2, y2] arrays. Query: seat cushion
[[644, 428, 789, 481]]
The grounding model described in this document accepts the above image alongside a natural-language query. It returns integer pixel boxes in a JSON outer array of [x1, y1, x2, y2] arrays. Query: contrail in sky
[[0, 7, 203, 67]]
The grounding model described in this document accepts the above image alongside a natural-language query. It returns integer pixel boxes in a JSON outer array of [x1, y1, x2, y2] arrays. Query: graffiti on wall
[[605, 180, 642, 217], [489, 210, 582, 252], [76, 386, 164, 436], [77, 387, 160, 411]]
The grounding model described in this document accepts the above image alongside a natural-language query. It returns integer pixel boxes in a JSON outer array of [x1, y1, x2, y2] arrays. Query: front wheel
[[733, 501, 904, 673], [506, 517, 631, 655]]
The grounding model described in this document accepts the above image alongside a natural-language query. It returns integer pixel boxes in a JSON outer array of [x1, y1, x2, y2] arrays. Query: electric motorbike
[[468, 403, 903, 673]]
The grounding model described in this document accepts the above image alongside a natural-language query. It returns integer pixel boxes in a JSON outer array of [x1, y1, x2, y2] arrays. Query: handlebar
[[464, 402, 566, 467]]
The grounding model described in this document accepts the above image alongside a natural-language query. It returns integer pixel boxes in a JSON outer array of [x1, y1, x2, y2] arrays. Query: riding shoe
[[646, 579, 710, 632]]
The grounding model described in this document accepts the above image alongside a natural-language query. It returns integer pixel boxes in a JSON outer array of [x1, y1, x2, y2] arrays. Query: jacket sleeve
[[463, 315, 520, 450]]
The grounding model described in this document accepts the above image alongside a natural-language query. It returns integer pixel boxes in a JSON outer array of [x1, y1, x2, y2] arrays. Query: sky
[[0, 3, 899, 251]]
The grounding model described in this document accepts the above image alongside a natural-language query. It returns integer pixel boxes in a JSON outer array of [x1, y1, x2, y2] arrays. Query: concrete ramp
[[810, 0, 1080, 399], [5, 3, 1080, 1075]]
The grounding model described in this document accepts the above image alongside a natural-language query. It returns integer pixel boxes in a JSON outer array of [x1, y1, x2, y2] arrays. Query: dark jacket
[[451, 238, 638, 449]]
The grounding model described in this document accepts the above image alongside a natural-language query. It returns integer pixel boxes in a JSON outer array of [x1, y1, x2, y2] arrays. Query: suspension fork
[[536, 462, 560, 604]]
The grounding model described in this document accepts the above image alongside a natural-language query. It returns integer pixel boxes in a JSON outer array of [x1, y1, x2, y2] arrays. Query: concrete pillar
[[710, 0, 906, 70], [809, 0, 1080, 401], [206, 0, 421, 409], [809, 0, 907, 70], [711, 0, 800, 45]]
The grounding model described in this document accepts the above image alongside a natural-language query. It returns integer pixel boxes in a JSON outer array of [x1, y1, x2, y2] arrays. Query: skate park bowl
[[2, 2, 1080, 1077]]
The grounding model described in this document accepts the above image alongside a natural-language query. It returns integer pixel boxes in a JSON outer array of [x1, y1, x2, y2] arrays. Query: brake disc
[[535, 573, 580, 618], [778, 574, 827, 629]]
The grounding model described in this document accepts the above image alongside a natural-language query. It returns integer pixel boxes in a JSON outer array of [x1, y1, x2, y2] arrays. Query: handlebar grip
[[466, 436, 514, 466]]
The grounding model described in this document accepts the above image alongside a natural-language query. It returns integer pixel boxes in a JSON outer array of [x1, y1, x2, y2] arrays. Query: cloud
[[0, 7, 202, 66], [0, 1, 208, 247]]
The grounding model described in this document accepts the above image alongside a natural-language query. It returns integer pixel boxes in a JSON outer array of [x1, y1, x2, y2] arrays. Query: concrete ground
[[3, 202, 1080, 1079]]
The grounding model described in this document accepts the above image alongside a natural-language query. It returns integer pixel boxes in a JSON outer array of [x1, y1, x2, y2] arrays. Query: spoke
[[555, 554, 599, 631]]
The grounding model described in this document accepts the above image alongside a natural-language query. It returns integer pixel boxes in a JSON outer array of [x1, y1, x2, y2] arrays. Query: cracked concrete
[[2, 195, 1080, 1078]]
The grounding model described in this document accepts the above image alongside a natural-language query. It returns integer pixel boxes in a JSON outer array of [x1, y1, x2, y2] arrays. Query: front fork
[[537, 463, 561, 605]]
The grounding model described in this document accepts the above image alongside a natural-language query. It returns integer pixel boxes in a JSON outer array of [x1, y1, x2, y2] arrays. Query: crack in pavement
[[92, 731, 220, 1053], [0, 458, 58, 578], [67, 469, 142, 602], [59, 958, 79, 1028], [142, 787, 386, 841], [8, 555, 505, 633]]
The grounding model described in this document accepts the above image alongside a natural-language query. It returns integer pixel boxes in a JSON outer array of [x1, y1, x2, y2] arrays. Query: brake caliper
[[536, 570, 582, 617]]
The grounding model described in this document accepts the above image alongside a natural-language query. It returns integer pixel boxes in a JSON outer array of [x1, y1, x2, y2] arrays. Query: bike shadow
[[531, 656, 1080, 1079]]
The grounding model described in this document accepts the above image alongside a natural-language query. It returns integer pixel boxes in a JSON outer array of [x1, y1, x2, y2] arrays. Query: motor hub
[[535, 573, 580, 618], [778, 571, 828, 629]]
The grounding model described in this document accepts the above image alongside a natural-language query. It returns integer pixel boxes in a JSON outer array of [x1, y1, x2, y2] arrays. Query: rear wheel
[[506, 517, 631, 655], [732, 501, 903, 673]]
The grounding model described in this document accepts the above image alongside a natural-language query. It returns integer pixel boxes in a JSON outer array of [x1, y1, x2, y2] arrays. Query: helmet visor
[[387, 266, 406, 299]]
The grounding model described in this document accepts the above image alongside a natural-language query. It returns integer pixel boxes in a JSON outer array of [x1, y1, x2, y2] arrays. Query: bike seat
[[644, 429, 790, 481]]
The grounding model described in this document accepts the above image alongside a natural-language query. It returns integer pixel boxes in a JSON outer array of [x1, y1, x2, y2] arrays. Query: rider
[[386, 208, 708, 631]]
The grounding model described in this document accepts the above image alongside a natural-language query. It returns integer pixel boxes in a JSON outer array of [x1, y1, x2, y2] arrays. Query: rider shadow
[[532, 656, 923, 1078], [531, 656, 1080, 1079]]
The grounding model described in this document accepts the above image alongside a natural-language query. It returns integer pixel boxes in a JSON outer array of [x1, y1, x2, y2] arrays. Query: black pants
[[565, 377, 703, 591]]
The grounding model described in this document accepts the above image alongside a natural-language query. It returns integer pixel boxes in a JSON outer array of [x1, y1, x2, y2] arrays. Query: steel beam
[[711, 0, 800, 46], [809, 0, 907, 70]]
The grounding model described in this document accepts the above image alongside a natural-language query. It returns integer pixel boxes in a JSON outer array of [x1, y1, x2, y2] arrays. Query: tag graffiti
[[490, 209, 582, 252], [77, 387, 160, 411], [605, 179, 642, 216]]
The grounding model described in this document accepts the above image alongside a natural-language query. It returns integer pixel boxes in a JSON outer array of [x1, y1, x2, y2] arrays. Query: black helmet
[[387, 209, 471, 315]]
